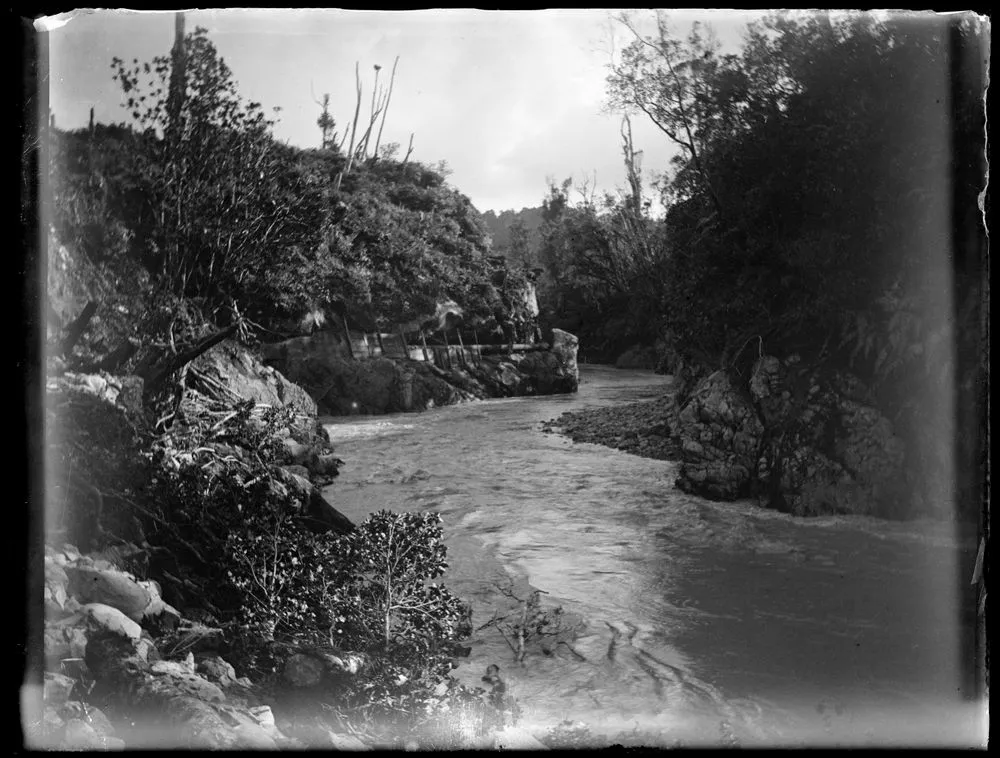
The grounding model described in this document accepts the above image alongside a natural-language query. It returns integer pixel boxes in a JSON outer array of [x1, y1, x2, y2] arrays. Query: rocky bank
[[545, 354, 910, 519], [263, 328, 580, 415]]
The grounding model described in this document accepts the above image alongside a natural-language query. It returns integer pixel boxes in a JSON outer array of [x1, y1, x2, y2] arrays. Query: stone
[[281, 438, 311, 465], [311, 452, 343, 477], [189, 339, 318, 418], [44, 623, 89, 670], [66, 565, 151, 622], [249, 705, 275, 729], [80, 603, 142, 642], [196, 654, 237, 686], [45, 560, 70, 612], [43, 672, 76, 706], [149, 661, 226, 703], [266, 330, 578, 416], [283, 653, 325, 687]]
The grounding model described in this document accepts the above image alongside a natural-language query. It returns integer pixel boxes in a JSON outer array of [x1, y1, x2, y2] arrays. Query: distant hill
[[480, 206, 544, 252]]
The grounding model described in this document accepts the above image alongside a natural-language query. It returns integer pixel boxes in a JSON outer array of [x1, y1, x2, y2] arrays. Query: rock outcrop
[[262, 328, 580, 415], [667, 354, 907, 517], [749, 355, 907, 517], [674, 371, 765, 500], [188, 339, 319, 431]]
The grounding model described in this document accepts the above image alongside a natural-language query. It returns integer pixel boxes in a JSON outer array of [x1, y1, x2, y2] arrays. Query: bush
[[329, 510, 470, 654]]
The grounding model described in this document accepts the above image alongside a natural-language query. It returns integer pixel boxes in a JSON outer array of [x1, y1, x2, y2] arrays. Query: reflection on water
[[322, 366, 984, 747]]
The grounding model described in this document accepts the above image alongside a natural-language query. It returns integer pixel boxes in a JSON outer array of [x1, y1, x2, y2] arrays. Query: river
[[322, 366, 985, 748]]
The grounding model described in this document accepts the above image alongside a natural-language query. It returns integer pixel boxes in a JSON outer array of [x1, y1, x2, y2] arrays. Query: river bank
[[543, 362, 978, 524]]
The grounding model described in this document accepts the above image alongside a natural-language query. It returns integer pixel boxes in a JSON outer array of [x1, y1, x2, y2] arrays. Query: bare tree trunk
[[373, 56, 400, 160], [397, 326, 408, 359], [334, 62, 363, 192], [342, 317, 355, 360], [402, 133, 414, 165], [358, 65, 381, 160]]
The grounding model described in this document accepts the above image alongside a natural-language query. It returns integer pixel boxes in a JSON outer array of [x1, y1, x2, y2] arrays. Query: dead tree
[[373, 56, 400, 159], [334, 63, 363, 192]]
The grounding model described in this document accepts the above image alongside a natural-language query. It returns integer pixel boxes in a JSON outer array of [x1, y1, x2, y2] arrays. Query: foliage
[[535, 179, 668, 358], [109, 28, 328, 314], [329, 510, 469, 653], [607, 10, 984, 372], [599, 10, 985, 519], [226, 507, 342, 648]]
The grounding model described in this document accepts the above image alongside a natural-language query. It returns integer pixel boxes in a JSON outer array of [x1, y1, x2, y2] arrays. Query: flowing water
[[322, 366, 985, 747]]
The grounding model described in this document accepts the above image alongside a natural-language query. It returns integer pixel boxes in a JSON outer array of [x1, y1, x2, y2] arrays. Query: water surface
[[323, 366, 984, 747]]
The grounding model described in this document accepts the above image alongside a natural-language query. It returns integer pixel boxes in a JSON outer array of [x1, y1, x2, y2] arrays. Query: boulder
[[80, 603, 143, 643], [66, 565, 151, 622], [548, 329, 580, 392], [43, 673, 76, 707], [187, 340, 318, 435], [44, 559, 70, 614], [312, 453, 344, 478], [136, 580, 182, 631], [196, 654, 237, 687], [282, 647, 367, 688], [283, 653, 325, 688], [674, 371, 765, 500], [281, 438, 312, 466]]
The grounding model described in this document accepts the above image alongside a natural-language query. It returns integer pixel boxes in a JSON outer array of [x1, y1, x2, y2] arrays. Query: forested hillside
[[48, 27, 534, 354]]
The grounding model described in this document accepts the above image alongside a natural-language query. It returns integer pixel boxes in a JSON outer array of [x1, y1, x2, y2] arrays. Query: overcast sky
[[41, 8, 768, 214]]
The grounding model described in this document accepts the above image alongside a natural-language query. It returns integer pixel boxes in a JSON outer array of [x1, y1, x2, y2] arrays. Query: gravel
[[540, 396, 681, 461]]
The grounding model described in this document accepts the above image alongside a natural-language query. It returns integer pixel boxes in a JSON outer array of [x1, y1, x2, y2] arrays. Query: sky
[[40, 8, 769, 214]]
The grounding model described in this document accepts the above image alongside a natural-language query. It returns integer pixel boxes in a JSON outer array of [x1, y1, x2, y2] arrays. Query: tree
[[608, 13, 729, 219]]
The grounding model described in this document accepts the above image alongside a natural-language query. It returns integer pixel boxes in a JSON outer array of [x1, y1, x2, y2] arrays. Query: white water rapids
[[322, 366, 985, 747]]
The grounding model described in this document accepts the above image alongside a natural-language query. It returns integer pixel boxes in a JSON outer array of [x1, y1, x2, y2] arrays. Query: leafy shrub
[[328, 510, 470, 653]]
